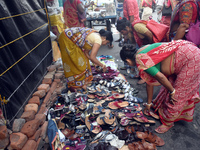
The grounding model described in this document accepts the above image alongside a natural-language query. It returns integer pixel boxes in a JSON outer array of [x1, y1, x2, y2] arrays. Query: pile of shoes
[[46, 66, 164, 150]]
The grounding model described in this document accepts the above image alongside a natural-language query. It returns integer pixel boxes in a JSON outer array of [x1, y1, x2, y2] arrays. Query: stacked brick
[[0, 63, 66, 150]]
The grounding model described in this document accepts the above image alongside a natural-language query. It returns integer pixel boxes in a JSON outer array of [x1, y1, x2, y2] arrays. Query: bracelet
[[170, 89, 175, 95], [145, 103, 152, 106]]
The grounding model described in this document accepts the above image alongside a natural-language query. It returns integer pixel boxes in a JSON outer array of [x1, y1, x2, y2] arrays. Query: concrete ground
[[93, 25, 200, 150]]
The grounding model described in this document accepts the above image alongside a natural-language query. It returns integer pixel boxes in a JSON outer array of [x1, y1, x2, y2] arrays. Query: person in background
[[116, 0, 140, 73], [117, 17, 150, 84], [63, 0, 85, 28], [160, 0, 177, 26], [115, 0, 124, 42], [169, 0, 198, 41], [122, 0, 140, 24], [120, 40, 200, 133], [156, 0, 164, 22], [80, 0, 94, 26], [58, 27, 113, 88], [141, 0, 156, 20]]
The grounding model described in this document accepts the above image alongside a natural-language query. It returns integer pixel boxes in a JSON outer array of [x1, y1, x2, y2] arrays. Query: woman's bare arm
[[77, 3, 85, 14], [153, 71, 174, 93], [88, 43, 104, 67]]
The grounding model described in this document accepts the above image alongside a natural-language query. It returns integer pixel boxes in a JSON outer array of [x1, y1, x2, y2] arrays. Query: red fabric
[[146, 20, 169, 42], [123, 0, 140, 23], [160, 16, 171, 26], [172, 0, 197, 26], [136, 40, 195, 85], [142, 0, 155, 8], [132, 20, 148, 47], [63, 0, 84, 28], [152, 43, 200, 125], [132, 20, 169, 47]]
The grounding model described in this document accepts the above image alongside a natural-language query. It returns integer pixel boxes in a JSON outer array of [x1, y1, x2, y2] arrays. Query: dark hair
[[120, 46, 137, 62], [116, 17, 131, 32], [99, 29, 113, 45]]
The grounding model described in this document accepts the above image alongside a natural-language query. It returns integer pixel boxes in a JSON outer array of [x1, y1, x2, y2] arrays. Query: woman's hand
[[102, 64, 107, 72], [169, 89, 177, 105]]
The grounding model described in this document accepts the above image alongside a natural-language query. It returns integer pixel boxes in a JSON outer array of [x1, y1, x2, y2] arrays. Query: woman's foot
[[155, 124, 174, 133]]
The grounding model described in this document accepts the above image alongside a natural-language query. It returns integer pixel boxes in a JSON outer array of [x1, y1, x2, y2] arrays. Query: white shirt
[[156, 0, 164, 6]]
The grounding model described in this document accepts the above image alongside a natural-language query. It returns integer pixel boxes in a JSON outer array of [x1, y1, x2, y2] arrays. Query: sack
[[146, 19, 169, 42], [162, 5, 172, 16], [185, 20, 200, 46]]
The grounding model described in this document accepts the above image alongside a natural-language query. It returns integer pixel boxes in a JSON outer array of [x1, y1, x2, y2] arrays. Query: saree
[[63, 0, 84, 28], [136, 40, 200, 125], [58, 27, 96, 88], [169, 0, 198, 40]]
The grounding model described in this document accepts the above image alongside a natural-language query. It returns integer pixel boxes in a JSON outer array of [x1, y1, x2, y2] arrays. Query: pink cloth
[[123, 0, 140, 23]]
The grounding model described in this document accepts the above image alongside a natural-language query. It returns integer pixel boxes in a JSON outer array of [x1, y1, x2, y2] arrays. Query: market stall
[[86, 0, 117, 31]]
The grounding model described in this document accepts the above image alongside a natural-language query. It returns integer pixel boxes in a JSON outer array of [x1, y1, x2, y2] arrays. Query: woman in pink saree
[[120, 40, 200, 133], [63, 0, 85, 28]]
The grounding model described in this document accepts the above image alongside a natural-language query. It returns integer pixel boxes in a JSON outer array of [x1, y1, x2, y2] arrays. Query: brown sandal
[[141, 140, 157, 150], [128, 141, 145, 150], [136, 131, 165, 146]]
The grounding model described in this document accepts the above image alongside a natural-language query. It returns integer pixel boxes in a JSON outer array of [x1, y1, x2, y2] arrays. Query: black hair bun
[[99, 29, 106, 34]]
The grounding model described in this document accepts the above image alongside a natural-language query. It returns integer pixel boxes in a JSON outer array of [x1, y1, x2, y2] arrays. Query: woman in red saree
[[120, 40, 200, 133], [63, 0, 85, 28]]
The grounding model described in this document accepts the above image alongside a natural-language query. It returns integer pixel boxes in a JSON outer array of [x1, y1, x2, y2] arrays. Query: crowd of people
[[50, 0, 200, 134]]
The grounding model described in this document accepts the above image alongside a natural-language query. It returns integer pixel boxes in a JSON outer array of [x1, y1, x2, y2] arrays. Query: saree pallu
[[58, 28, 95, 88], [136, 40, 200, 125]]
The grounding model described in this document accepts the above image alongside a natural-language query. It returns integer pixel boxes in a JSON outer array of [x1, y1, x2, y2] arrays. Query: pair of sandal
[[96, 109, 117, 126], [85, 115, 102, 134], [136, 130, 165, 147], [125, 111, 156, 124], [108, 100, 129, 109], [105, 93, 125, 101], [128, 140, 157, 150]]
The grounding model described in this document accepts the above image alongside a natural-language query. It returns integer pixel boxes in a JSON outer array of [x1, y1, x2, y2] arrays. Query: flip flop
[[105, 95, 116, 101], [85, 116, 102, 134], [104, 111, 116, 125], [144, 109, 160, 120], [88, 94, 95, 99], [108, 101, 129, 109], [96, 114, 106, 125], [155, 124, 174, 134], [88, 99, 95, 103], [113, 93, 125, 99], [131, 111, 156, 124], [93, 105, 104, 115], [120, 117, 130, 126]]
